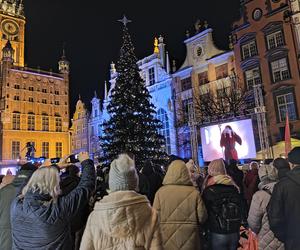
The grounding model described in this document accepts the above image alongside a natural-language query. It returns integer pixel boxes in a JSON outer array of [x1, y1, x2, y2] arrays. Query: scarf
[[203, 174, 240, 193]]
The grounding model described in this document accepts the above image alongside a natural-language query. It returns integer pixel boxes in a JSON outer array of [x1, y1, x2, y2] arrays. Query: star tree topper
[[118, 15, 132, 27]]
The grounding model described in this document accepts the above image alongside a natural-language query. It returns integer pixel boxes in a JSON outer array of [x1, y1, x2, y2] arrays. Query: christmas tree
[[100, 18, 166, 169]]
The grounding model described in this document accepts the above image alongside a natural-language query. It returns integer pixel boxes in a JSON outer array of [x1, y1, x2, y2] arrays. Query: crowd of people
[[0, 147, 300, 250]]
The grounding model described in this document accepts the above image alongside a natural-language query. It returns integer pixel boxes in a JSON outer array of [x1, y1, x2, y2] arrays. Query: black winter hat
[[273, 157, 290, 179], [288, 147, 300, 165]]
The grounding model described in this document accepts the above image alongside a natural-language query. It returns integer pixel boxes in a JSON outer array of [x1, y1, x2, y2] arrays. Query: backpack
[[213, 194, 242, 233]]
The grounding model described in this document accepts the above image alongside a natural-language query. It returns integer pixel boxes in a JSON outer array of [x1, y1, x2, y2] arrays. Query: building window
[[182, 98, 193, 123], [55, 118, 62, 132], [156, 108, 171, 154], [198, 71, 209, 85], [181, 77, 192, 91], [94, 109, 98, 117], [55, 101, 60, 105], [217, 87, 231, 99], [12, 141, 20, 159], [76, 140, 81, 149], [55, 142, 62, 158], [28, 114, 35, 131], [148, 67, 155, 85], [271, 58, 290, 82], [12, 113, 20, 130], [42, 99, 47, 104], [14, 84, 20, 89], [42, 116, 49, 131], [42, 142, 49, 158], [276, 92, 297, 122], [215, 64, 228, 80], [267, 30, 284, 50], [29, 86, 34, 91], [245, 67, 261, 89], [241, 41, 258, 60], [14, 96, 20, 101], [42, 88, 47, 93], [28, 97, 34, 102], [55, 90, 59, 95]]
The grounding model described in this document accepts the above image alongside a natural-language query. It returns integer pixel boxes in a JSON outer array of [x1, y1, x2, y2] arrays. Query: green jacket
[[0, 170, 34, 250]]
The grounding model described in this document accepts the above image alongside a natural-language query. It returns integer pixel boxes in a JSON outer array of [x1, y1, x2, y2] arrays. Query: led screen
[[200, 119, 256, 162]]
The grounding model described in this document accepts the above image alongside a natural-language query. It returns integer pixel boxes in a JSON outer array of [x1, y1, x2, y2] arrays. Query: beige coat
[[80, 191, 162, 250], [153, 160, 207, 250], [248, 181, 284, 250]]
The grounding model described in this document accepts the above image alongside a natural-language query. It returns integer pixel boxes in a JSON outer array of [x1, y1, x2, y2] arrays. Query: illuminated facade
[[232, 0, 300, 143], [70, 97, 89, 155], [0, 0, 25, 67], [0, 2, 70, 165], [172, 25, 235, 161]]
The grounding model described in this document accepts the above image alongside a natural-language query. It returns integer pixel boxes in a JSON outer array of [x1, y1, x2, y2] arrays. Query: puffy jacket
[[268, 166, 300, 250], [0, 170, 34, 250], [153, 160, 207, 250], [11, 160, 96, 250], [80, 190, 162, 250], [248, 181, 284, 250]]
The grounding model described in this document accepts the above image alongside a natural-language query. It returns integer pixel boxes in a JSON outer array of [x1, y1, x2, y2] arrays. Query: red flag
[[285, 112, 291, 157]]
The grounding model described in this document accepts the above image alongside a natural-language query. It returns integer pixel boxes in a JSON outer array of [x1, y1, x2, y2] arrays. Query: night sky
[[24, 0, 241, 115]]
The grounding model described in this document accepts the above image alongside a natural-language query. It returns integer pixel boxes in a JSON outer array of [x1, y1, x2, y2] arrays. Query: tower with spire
[[0, 0, 25, 66], [0, 2, 71, 165], [58, 48, 70, 74]]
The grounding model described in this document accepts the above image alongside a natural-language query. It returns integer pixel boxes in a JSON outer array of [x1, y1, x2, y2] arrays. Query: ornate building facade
[[232, 0, 300, 145], [70, 97, 89, 155], [0, 1, 70, 166], [173, 25, 235, 162]]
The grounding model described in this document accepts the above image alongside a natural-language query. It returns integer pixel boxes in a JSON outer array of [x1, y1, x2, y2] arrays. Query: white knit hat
[[109, 154, 138, 192]]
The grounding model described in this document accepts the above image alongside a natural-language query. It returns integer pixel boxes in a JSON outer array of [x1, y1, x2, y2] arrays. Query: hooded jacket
[[268, 166, 300, 250], [80, 191, 162, 250], [0, 170, 34, 250], [248, 181, 284, 250], [11, 160, 95, 250], [153, 160, 207, 250]]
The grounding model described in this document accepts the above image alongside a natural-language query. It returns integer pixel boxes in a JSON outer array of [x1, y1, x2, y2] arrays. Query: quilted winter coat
[[153, 160, 207, 250], [11, 160, 96, 250], [80, 191, 162, 250], [248, 181, 284, 250]]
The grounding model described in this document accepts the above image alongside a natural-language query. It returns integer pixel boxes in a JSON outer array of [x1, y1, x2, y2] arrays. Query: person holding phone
[[10, 152, 96, 250]]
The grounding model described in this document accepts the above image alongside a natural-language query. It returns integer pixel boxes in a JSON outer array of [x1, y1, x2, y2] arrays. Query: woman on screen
[[220, 125, 242, 163]]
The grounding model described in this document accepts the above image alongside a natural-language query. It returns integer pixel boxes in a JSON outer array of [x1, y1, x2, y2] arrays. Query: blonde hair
[[22, 166, 61, 201]]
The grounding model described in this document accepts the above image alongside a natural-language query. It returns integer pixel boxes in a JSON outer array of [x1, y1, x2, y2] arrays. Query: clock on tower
[[0, 1, 25, 66]]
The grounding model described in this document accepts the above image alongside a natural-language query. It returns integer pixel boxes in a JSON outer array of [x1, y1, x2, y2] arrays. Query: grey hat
[[109, 154, 138, 192]]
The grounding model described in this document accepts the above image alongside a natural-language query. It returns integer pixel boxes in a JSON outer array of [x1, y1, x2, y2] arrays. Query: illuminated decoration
[[100, 17, 167, 168], [154, 37, 159, 54]]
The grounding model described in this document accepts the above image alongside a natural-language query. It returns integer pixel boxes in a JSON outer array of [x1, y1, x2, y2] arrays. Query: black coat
[[202, 184, 242, 234], [11, 160, 96, 250], [268, 166, 300, 250]]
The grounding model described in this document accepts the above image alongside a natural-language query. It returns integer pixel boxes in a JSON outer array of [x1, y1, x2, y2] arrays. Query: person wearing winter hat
[[80, 154, 162, 250], [248, 163, 284, 250], [268, 147, 300, 250], [243, 161, 259, 207], [202, 159, 242, 250]]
